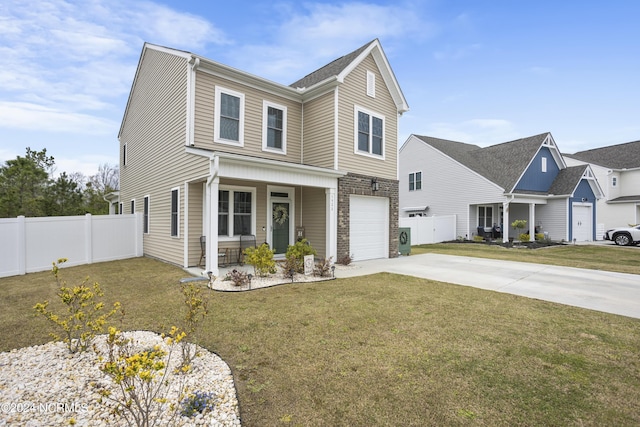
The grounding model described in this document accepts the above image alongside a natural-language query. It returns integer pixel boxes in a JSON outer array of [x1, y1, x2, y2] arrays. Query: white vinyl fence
[[399, 215, 456, 245], [0, 214, 143, 278]]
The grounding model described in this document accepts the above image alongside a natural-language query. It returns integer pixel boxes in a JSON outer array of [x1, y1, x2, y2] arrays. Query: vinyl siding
[[515, 147, 560, 192], [187, 181, 204, 266], [120, 47, 208, 266], [193, 71, 303, 163], [302, 91, 335, 168], [537, 198, 568, 241], [399, 136, 504, 238], [337, 55, 398, 179], [300, 186, 327, 257]]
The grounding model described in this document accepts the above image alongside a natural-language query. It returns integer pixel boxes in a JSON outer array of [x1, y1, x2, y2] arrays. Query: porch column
[[206, 176, 220, 276], [326, 187, 337, 262], [502, 201, 510, 243], [529, 203, 536, 242]]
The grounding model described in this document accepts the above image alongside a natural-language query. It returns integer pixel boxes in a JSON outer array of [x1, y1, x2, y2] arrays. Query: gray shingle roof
[[290, 39, 377, 89], [566, 140, 640, 169], [548, 165, 587, 195], [414, 133, 550, 191]]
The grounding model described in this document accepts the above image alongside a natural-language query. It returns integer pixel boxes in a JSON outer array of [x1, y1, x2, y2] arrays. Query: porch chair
[[238, 234, 257, 265]]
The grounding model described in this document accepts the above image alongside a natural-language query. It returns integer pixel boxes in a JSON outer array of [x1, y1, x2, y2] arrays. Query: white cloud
[[0, 0, 229, 135], [227, 1, 432, 83], [0, 102, 116, 135]]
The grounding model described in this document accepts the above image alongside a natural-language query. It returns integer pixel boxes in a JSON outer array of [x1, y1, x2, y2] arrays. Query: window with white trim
[[122, 143, 127, 166], [541, 156, 547, 173], [612, 176, 617, 187], [170, 188, 179, 237], [218, 187, 255, 237], [262, 101, 287, 153], [355, 106, 384, 157], [214, 86, 245, 145], [409, 172, 422, 191], [143, 196, 150, 234], [130, 199, 135, 214], [478, 205, 493, 228]]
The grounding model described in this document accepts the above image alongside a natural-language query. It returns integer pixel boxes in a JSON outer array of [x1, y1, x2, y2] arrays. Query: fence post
[[17, 216, 26, 275], [85, 213, 93, 264]]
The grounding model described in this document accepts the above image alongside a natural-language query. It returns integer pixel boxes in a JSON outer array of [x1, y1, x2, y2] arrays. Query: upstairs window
[[262, 101, 287, 153], [612, 176, 617, 187], [130, 199, 135, 214], [409, 172, 422, 191], [215, 86, 245, 146], [355, 107, 384, 158], [541, 156, 547, 173]]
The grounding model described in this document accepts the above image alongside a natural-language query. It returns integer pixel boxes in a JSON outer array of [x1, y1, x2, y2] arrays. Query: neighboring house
[[564, 140, 640, 236], [118, 39, 408, 275], [399, 132, 604, 242]]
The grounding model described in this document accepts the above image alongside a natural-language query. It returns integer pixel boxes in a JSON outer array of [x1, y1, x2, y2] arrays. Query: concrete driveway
[[334, 253, 640, 319]]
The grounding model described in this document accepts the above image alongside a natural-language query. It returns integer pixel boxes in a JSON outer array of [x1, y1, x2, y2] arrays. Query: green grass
[[1, 255, 639, 426], [411, 242, 640, 275]]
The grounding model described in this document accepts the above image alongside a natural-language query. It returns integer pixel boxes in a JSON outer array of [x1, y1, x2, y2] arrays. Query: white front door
[[572, 204, 592, 241]]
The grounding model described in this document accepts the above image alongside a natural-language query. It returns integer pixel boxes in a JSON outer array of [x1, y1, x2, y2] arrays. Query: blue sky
[[1, 0, 639, 178]]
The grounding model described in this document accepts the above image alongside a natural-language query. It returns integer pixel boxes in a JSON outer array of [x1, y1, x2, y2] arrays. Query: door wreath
[[273, 205, 289, 225]]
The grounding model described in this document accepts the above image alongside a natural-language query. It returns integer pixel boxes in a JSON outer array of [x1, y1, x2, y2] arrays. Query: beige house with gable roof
[[118, 39, 408, 275]]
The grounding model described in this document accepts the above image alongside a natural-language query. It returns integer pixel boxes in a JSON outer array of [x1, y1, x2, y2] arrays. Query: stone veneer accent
[[337, 172, 399, 261]]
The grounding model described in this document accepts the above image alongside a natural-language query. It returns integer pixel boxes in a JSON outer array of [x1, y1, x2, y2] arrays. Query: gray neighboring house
[[399, 132, 604, 242], [564, 140, 640, 235]]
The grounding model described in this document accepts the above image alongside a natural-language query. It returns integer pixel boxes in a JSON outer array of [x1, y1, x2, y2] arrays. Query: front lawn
[[411, 242, 640, 275], [1, 257, 639, 426]]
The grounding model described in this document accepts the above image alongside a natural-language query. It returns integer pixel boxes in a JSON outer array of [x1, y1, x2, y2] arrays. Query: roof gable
[[290, 39, 409, 113], [412, 133, 565, 192], [549, 165, 604, 198], [566, 139, 640, 169]]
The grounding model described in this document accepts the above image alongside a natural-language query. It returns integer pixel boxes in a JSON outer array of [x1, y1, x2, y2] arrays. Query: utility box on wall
[[399, 227, 411, 255]]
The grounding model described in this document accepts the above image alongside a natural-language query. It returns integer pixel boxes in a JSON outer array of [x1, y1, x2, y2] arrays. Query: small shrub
[[97, 327, 185, 427], [314, 257, 333, 277], [281, 254, 299, 281], [337, 253, 353, 266], [285, 239, 317, 273], [180, 391, 215, 417], [178, 283, 209, 370], [473, 235, 484, 242], [519, 233, 530, 242], [535, 233, 545, 241], [224, 269, 251, 286], [243, 243, 276, 277], [33, 258, 121, 354]]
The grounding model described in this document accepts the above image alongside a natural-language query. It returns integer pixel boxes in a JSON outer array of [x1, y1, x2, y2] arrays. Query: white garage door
[[349, 195, 389, 261]]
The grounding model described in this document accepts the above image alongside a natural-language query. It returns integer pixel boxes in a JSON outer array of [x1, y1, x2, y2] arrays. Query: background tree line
[[0, 147, 119, 218]]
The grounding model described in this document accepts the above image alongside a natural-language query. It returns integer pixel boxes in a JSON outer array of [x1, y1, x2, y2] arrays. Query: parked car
[[603, 225, 640, 246]]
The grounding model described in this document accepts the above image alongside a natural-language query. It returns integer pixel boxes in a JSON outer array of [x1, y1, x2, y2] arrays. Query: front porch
[[185, 150, 346, 276]]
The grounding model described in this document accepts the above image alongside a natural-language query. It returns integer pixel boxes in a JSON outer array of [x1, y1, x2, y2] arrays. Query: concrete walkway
[[334, 253, 640, 319]]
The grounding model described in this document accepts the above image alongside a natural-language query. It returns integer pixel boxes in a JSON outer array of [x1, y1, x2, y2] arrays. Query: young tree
[[0, 148, 54, 217], [84, 163, 119, 214], [43, 172, 85, 216]]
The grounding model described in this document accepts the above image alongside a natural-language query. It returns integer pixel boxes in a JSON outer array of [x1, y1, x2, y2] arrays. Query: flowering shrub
[[33, 258, 121, 353], [97, 327, 186, 427]]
